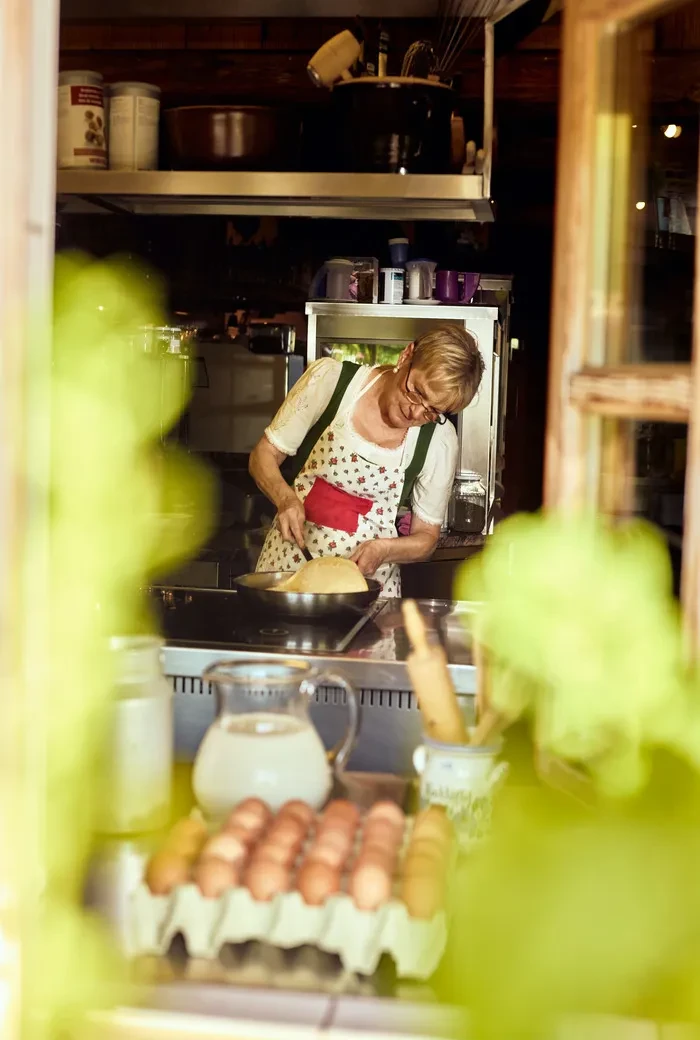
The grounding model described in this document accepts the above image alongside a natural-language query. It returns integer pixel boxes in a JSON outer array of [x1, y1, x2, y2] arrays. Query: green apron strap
[[283, 361, 360, 485], [400, 422, 437, 509]]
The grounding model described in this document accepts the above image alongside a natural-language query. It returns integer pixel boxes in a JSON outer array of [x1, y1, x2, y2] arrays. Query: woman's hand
[[351, 538, 390, 577], [277, 490, 306, 548], [351, 518, 440, 576]]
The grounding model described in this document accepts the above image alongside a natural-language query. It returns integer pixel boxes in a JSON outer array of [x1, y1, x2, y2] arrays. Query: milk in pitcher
[[193, 711, 332, 817]]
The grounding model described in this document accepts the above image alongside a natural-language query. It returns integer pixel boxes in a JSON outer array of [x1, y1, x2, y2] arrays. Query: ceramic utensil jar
[[413, 736, 508, 849]]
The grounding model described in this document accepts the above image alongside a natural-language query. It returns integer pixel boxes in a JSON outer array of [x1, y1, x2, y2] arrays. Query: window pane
[[591, 5, 697, 366]]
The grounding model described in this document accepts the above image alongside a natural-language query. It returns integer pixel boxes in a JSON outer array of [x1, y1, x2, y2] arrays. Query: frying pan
[[234, 571, 381, 619]]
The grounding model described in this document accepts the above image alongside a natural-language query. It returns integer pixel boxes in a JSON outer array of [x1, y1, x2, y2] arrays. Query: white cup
[[413, 736, 508, 849], [407, 265, 423, 300]]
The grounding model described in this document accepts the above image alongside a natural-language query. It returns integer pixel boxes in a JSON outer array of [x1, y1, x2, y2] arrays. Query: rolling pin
[[402, 600, 468, 745]]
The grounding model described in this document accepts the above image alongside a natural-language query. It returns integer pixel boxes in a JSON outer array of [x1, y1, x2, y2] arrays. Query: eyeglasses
[[401, 363, 447, 424]]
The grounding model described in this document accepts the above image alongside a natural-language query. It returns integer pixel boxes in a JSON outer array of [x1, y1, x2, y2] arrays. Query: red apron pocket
[[304, 478, 373, 535]]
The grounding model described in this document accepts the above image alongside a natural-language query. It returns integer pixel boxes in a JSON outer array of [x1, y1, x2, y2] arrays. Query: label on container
[[109, 94, 159, 171], [381, 268, 404, 305], [57, 83, 107, 169]]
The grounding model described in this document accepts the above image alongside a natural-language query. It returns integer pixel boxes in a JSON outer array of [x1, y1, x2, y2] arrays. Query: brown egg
[[244, 859, 290, 902], [236, 797, 272, 822], [222, 823, 260, 855], [319, 814, 354, 837], [266, 817, 306, 851], [251, 841, 298, 869], [349, 860, 392, 912], [145, 850, 190, 895], [412, 806, 452, 845], [361, 818, 402, 851], [227, 807, 267, 837], [296, 861, 341, 906], [359, 841, 397, 871], [305, 841, 346, 870], [405, 838, 446, 866], [315, 825, 352, 859], [367, 800, 405, 832], [322, 799, 360, 830], [278, 800, 315, 829], [402, 853, 443, 880], [201, 830, 248, 865], [165, 817, 208, 860], [400, 873, 444, 920], [193, 857, 239, 898]]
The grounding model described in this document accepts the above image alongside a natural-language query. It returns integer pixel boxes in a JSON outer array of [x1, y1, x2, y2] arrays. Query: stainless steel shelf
[[306, 302, 500, 321], [56, 171, 495, 222]]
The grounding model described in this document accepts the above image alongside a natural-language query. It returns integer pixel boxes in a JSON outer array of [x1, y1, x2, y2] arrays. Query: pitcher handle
[[306, 671, 361, 776]]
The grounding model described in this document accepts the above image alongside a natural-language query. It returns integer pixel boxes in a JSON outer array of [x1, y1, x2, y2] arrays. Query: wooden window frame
[[0, 0, 59, 1035], [546, 0, 700, 644]]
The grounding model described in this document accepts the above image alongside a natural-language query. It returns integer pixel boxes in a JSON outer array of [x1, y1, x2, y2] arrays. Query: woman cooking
[[249, 326, 484, 597]]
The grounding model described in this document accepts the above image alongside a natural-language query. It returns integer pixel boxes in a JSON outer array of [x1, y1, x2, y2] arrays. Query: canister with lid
[[448, 471, 487, 534], [57, 70, 107, 169], [108, 81, 161, 171], [98, 635, 173, 835], [381, 267, 404, 304]]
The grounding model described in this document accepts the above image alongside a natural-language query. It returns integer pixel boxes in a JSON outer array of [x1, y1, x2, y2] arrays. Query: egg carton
[[128, 883, 448, 979]]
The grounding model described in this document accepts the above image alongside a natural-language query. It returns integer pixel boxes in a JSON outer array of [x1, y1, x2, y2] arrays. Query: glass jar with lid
[[448, 471, 487, 534], [97, 636, 173, 835]]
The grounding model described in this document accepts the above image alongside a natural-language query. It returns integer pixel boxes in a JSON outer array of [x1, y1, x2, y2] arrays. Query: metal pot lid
[[164, 104, 283, 113], [334, 76, 454, 91]]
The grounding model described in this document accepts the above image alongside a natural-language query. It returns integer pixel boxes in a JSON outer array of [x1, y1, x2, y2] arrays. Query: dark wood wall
[[57, 14, 561, 513], [58, 16, 562, 106]]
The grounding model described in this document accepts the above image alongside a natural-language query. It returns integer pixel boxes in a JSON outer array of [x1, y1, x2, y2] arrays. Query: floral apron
[[256, 372, 407, 597]]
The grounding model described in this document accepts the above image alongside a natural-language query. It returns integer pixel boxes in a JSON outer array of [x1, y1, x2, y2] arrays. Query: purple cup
[[460, 272, 481, 303], [436, 269, 459, 303]]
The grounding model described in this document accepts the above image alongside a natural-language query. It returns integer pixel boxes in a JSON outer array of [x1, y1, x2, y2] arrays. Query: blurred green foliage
[[457, 513, 699, 796], [20, 253, 215, 1037], [443, 514, 700, 1033]]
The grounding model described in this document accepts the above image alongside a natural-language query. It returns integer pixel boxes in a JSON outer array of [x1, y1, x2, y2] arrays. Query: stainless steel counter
[[157, 591, 477, 776], [160, 592, 477, 694]]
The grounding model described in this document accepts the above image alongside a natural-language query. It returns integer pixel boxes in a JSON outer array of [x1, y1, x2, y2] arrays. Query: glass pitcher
[[192, 659, 360, 818]]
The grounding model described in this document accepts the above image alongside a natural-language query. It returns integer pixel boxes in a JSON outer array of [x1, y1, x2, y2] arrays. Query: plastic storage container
[[108, 81, 161, 171], [57, 70, 106, 169], [388, 237, 409, 266]]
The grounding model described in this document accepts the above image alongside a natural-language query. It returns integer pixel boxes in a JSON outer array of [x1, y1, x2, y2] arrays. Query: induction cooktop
[[150, 586, 385, 655]]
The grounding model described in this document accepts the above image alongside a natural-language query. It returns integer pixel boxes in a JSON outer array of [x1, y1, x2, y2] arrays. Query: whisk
[[437, 0, 502, 76], [400, 40, 438, 79], [402, 0, 502, 81]]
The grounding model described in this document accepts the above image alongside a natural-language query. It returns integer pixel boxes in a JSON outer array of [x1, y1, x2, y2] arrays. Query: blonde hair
[[412, 325, 485, 413]]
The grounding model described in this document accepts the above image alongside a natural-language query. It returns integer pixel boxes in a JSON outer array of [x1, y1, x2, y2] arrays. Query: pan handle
[[305, 671, 361, 775]]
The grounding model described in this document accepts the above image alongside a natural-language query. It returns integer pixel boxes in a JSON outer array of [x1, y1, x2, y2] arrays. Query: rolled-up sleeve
[[411, 422, 458, 526], [264, 357, 340, 457]]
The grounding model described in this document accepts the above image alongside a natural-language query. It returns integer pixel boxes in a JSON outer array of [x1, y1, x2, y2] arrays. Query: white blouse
[[265, 358, 458, 527]]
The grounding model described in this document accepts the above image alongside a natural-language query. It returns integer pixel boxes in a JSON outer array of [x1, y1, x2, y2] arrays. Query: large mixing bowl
[[164, 105, 302, 170]]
